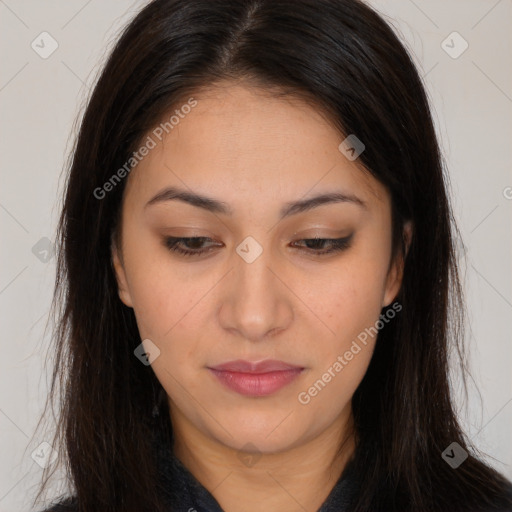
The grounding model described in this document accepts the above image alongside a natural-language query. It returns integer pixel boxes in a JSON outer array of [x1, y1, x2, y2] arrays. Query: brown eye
[[164, 234, 354, 258], [291, 235, 353, 255], [164, 237, 220, 256]]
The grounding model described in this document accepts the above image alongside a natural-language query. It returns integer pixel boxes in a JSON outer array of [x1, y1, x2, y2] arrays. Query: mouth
[[207, 359, 305, 397]]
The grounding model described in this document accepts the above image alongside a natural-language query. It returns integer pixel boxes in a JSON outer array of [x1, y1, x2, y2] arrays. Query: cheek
[[298, 275, 386, 416], [124, 250, 212, 381], [128, 267, 205, 405], [320, 249, 390, 338], [129, 275, 205, 370], [301, 242, 390, 399], [122, 228, 195, 337]]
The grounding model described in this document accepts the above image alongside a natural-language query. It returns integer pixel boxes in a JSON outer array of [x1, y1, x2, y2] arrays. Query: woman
[[33, 0, 512, 511]]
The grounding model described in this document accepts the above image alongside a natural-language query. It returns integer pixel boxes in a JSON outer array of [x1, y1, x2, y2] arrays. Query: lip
[[209, 359, 303, 373], [207, 359, 305, 397]]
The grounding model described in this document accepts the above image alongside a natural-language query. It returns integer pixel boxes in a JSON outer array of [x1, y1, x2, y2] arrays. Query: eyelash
[[164, 235, 353, 257]]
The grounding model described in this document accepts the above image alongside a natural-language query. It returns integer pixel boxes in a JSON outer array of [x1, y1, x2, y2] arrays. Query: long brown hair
[[33, 0, 512, 511]]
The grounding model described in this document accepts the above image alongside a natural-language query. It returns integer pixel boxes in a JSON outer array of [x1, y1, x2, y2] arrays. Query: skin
[[112, 81, 412, 512]]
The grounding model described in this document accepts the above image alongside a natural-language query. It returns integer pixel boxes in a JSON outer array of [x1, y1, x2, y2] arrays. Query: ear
[[111, 239, 134, 308], [382, 220, 413, 307]]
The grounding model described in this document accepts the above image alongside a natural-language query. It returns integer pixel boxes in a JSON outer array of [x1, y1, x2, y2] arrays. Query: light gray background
[[0, 1, 511, 510]]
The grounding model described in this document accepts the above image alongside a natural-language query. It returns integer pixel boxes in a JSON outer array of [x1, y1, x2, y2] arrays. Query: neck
[[170, 406, 356, 512]]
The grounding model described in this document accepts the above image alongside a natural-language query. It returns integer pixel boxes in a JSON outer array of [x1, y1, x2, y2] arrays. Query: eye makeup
[[163, 233, 354, 258]]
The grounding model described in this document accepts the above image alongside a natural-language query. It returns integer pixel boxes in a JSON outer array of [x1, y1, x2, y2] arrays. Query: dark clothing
[[40, 429, 357, 512], [154, 435, 358, 511], [39, 429, 512, 512]]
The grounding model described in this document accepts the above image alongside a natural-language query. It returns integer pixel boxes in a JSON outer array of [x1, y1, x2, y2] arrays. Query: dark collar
[[154, 429, 358, 512]]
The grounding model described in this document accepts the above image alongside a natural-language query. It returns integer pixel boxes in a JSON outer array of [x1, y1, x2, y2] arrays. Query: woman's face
[[112, 83, 407, 454]]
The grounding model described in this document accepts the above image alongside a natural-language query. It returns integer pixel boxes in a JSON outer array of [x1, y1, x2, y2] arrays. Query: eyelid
[[163, 233, 354, 258]]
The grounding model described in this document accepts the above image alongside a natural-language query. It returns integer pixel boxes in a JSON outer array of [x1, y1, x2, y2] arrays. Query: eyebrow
[[144, 185, 367, 220]]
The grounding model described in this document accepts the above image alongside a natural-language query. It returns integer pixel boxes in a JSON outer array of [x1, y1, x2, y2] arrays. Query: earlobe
[[111, 243, 134, 308], [382, 220, 413, 307]]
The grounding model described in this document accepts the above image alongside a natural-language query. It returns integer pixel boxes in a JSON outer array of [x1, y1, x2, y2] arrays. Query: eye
[[163, 234, 353, 258], [164, 237, 219, 257], [291, 235, 353, 255]]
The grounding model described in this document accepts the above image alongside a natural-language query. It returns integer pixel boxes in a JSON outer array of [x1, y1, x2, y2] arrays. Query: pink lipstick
[[207, 359, 304, 397]]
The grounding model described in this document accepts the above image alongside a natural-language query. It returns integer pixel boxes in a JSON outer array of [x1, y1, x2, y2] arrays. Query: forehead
[[123, 83, 387, 212]]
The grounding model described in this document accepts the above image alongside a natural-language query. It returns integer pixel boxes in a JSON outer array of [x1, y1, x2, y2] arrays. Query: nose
[[217, 242, 293, 343]]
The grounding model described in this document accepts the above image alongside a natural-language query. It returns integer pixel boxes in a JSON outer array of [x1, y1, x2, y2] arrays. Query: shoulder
[[451, 472, 512, 512], [37, 496, 77, 512], [478, 472, 512, 512]]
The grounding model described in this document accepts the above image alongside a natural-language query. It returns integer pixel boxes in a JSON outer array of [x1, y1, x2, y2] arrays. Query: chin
[[211, 420, 306, 455]]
